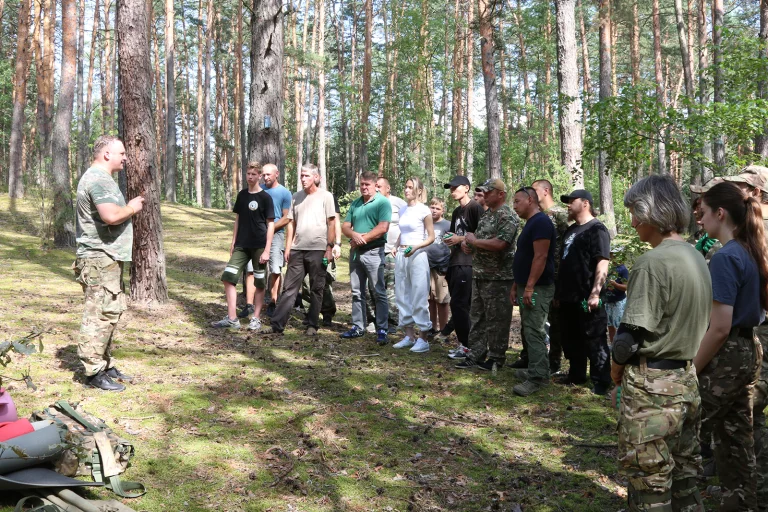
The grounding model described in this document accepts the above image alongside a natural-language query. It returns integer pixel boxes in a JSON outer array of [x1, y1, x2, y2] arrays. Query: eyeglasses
[[481, 179, 505, 193]]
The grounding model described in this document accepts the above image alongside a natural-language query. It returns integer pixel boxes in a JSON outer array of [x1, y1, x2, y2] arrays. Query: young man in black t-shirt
[[442, 175, 485, 358], [211, 162, 274, 330], [556, 189, 612, 395]]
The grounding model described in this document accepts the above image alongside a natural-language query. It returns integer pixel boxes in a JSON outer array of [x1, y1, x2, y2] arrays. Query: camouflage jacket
[[543, 204, 570, 276], [76, 166, 133, 261], [472, 204, 519, 280]]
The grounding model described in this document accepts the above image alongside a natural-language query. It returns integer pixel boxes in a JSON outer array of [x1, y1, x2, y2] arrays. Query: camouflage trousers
[[754, 324, 768, 512], [73, 256, 126, 377], [467, 279, 513, 365], [699, 331, 762, 512], [366, 254, 397, 330], [618, 362, 703, 512]]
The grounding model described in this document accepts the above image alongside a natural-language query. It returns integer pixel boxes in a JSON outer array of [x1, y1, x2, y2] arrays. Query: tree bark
[[478, 0, 501, 180], [117, 0, 167, 303], [248, 0, 285, 171], [165, 0, 177, 201], [543, 4, 553, 150], [358, 0, 373, 173], [451, 0, 465, 175], [194, 0, 203, 205], [237, 0, 246, 187], [81, 0, 100, 177], [317, 0, 327, 187], [698, 0, 713, 181], [51, 0, 77, 246], [202, 0, 213, 206], [712, 0, 725, 171], [466, 1, 475, 181], [75, 0, 85, 175], [597, 0, 615, 236], [555, 0, 583, 187], [152, 22, 164, 194], [103, 0, 114, 132], [756, 0, 768, 157], [653, 0, 667, 173], [8, 0, 32, 198]]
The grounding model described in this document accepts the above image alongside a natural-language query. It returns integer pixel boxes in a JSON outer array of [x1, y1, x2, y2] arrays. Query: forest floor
[[0, 195, 703, 512]]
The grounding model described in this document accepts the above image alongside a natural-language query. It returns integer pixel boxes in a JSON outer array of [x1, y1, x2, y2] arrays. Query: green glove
[[581, 298, 603, 312], [616, 386, 622, 410], [695, 234, 717, 254]]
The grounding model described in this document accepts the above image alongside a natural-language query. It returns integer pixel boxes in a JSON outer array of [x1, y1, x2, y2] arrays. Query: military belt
[[626, 356, 689, 370]]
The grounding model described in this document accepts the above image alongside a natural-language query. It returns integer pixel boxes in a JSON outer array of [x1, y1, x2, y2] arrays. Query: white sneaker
[[366, 322, 376, 333], [392, 336, 414, 349], [410, 338, 429, 353], [248, 317, 262, 331]]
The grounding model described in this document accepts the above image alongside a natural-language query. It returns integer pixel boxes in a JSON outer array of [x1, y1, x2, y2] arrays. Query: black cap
[[444, 176, 471, 189], [560, 189, 594, 204]]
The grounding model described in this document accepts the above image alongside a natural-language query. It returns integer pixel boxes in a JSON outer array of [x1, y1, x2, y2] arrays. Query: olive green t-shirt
[[76, 166, 133, 261], [623, 239, 712, 360]]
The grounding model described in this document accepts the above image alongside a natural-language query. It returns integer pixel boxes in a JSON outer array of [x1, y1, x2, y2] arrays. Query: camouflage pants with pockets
[[73, 255, 126, 377], [754, 324, 768, 512], [466, 279, 513, 365], [699, 331, 762, 512], [618, 362, 703, 512]]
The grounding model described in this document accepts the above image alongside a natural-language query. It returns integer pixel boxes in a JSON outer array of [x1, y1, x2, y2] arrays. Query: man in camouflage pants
[[74, 135, 144, 392], [454, 179, 519, 371]]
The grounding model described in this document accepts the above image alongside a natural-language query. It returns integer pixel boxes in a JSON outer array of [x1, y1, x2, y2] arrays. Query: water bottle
[[0, 388, 18, 422]]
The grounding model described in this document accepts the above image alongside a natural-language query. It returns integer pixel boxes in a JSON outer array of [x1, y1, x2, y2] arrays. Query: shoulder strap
[[105, 475, 146, 498], [54, 400, 102, 432], [14, 496, 66, 512]]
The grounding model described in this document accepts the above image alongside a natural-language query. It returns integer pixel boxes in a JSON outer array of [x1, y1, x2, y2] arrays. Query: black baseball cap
[[444, 176, 471, 189], [560, 189, 594, 204]]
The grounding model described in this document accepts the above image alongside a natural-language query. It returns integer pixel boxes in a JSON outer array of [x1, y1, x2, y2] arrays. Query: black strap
[[626, 356, 689, 370], [733, 327, 754, 338]]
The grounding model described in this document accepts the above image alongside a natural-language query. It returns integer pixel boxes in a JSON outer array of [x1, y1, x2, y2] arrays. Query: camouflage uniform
[[753, 324, 768, 512], [466, 205, 519, 365], [699, 331, 762, 511], [619, 363, 704, 512], [74, 166, 133, 377]]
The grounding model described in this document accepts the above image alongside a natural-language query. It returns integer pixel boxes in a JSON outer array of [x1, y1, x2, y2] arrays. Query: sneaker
[[237, 304, 255, 319], [86, 371, 125, 392], [454, 358, 478, 369], [266, 302, 276, 318], [306, 327, 318, 336], [392, 336, 414, 349], [410, 338, 429, 353], [211, 316, 240, 329], [340, 326, 365, 339], [376, 329, 389, 346], [448, 346, 470, 360], [513, 379, 548, 397], [248, 317, 262, 331], [258, 326, 283, 336], [514, 369, 530, 380], [423, 328, 439, 340], [366, 322, 376, 334], [509, 358, 528, 369], [477, 359, 501, 371]]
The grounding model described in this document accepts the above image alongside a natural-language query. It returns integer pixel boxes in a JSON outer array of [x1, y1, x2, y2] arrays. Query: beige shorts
[[429, 269, 451, 304]]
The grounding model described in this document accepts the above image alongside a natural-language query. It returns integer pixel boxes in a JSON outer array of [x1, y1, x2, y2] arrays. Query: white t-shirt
[[385, 195, 407, 252], [398, 203, 431, 245]]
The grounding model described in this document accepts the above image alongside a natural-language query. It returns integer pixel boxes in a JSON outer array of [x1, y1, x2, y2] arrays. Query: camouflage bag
[[30, 400, 145, 498]]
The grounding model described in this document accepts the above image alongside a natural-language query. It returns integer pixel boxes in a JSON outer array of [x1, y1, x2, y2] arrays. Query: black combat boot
[[106, 367, 133, 382], [87, 371, 125, 392]]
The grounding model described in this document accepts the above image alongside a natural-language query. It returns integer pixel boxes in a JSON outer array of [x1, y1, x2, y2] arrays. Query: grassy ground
[[0, 196, 631, 511]]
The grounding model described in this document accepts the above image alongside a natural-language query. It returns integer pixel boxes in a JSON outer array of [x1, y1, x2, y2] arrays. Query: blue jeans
[[350, 246, 388, 331]]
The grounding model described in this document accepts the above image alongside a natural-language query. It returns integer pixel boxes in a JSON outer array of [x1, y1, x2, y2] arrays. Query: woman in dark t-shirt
[[695, 182, 768, 511]]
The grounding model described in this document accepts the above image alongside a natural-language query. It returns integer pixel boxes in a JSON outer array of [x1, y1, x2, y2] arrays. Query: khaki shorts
[[429, 269, 451, 304]]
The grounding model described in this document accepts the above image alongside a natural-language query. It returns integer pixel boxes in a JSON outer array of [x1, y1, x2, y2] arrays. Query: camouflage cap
[[475, 178, 506, 193], [722, 165, 768, 191], [690, 177, 725, 194]]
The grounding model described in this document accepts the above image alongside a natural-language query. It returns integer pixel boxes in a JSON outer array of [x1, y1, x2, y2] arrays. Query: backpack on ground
[[30, 400, 145, 498]]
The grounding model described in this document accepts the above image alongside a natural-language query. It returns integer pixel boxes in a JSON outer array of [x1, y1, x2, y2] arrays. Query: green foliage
[[609, 232, 651, 271], [0, 328, 47, 390], [337, 189, 360, 220]]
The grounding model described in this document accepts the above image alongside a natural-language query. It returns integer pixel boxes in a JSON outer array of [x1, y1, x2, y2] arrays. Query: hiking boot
[[392, 336, 414, 349], [340, 326, 365, 339], [554, 374, 586, 386], [477, 359, 501, 371], [211, 316, 240, 329], [513, 379, 548, 397], [514, 369, 530, 381], [322, 316, 334, 327], [258, 326, 283, 336], [105, 367, 133, 382], [366, 322, 376, 334], [592, 383, 610, 396], [454, 358, 478, 369], [448, 346, 470, 360], [410, 338, 430, 353], [237, 304, 255, 319], [509, 358, 528, 369], [248, 317, 262, 331], [87, 371, 125, 392], [266, 302, 276, 318], [376, 329, 389, 346], [305, 327, 318, 336]]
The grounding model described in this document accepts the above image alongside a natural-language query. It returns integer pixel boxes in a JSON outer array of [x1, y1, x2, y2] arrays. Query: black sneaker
[[86, 371, 125, 392], [454, 359, 478, 369], [554, 374, 587, 386], [322, 316, 334, 327], [237, 304, 255, 319], [477, 360, 502, 371], [509, 358, 528, 369], [340, 326, 365, 339]]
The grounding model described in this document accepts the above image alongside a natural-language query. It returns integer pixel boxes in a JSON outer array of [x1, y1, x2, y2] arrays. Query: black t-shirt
[[449, 199, 484, 267], [513, 212, 556, 286], [557, 218, 611, 302], [233, 188, 275, 248]]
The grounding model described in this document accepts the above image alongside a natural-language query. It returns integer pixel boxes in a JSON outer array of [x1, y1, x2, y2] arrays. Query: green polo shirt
[[344, 192, 392, 251]]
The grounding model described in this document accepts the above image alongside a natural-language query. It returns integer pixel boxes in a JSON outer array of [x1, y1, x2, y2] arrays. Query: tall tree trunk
[[42, 0, 54, 155], [478, 0, 501, 179], [152, 22, 164, 194], [597, 0, 615, 236], [358, 0, 373, 173], [653, 0, 667, 173], [756, 0, 768, 158], [117, 0, 167, 303], [303, 0, 318, 176], [248, 0, 285, 170], [295, 0, 309, 185], [202, 0, 213, 207], [81, 0, 100, 177], [317, 0, 327, 187], [237, 0, 246, 187], [103, 0, 114, 132], [466, 1, 475, 180], [630, 0, 641, 177], [52, 0, 77, 246], [75, 0, 85, 175], [165, 0, 177, 201], [675, 0, 699, 186], [331, 0, 351, 190], [194, 0, 204, 205], [555, 0, 584, 187], [8, 0, 32, 198], [543, 4, 553, 151], [609, 0, 617, 97], [450, 0, 465, 175], [712, 0, 725, 171], [698, 0, 713, 181], [577, 0, 591, 99]]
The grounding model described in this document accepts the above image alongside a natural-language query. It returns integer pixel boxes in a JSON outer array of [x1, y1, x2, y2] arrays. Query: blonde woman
[[391, 177, 435, 353]]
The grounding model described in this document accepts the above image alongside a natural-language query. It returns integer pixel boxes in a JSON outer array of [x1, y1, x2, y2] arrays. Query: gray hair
[[624, 174, 690, 234], [301, 163, 320, 177]]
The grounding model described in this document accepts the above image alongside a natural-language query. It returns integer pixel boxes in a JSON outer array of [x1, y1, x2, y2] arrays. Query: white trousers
[[395, 248, 432, 332]]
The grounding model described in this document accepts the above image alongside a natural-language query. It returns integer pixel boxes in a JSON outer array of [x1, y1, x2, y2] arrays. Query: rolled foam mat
[[0, 425, 63, 474], [0, 467, 102, 490]]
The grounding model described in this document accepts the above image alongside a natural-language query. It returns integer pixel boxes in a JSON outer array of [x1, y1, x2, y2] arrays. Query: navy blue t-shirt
[[513, 211, 556, 286], [605, 264, 629, 303], [710, 240, 765, 328]]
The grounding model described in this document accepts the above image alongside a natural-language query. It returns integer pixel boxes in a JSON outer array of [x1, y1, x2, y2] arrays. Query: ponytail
[[703, 182, 768, 310]]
